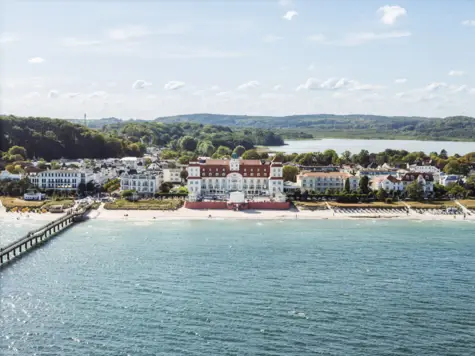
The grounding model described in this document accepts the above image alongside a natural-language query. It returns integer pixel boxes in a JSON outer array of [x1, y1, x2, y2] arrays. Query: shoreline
[[82, 206, 474, 222]]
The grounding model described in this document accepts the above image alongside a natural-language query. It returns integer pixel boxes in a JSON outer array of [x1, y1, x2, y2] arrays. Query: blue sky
[[1, 0, 475, 119]]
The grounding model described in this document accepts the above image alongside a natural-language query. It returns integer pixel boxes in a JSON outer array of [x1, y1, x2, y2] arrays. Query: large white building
[[296, 172, 359, 192], [163, 168, 183, 183], [28, 169, 85, 191], [120, 171, 162, 195], [409, 164, 440, 174], [371, 175, 404, 192], [0, 170, 23, 181], [186, 155, 284, 199]]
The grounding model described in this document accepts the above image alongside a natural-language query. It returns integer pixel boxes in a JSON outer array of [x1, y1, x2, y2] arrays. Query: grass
[[42, 199, 75, 209], [0, 197, 44, 208], [293, 201, 328, 210], [457, 199, 475, 209], [404, 201, 457, 209], [104, 199, 184, 210]]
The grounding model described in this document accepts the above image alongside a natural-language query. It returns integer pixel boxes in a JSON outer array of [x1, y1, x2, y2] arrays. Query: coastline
[[83, 206, 474, 222]]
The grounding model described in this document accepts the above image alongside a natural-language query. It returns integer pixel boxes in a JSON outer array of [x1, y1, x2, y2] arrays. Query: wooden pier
[[0, 203, 93, 269]]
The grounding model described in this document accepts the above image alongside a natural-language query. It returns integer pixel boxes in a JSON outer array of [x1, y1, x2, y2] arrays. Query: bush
[[385, 198, 393, 204]]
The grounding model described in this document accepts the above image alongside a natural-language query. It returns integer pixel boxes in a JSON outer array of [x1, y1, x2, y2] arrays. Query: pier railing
[[0, 202, 93, 269]]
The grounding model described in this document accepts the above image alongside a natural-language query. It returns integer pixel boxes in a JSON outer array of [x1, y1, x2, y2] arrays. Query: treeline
[[156, 114, 475, 141], [102, 121, 284, 148], [0, 116, 146, 160]]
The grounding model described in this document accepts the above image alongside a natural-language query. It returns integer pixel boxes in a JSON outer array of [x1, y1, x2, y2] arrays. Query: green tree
[[121, 189, 135, 198], [178, 136, 198, 151], [282, 165, 299, 182], [51, 161, 61, 170], [447, 183, 466, 198], [180, 169, 189, 181], [197, 140, 216, 156], [406, 181, 424, 201], [242, 149, 261, 159], [359, 175, 370, 194], [344, 178, 351, 192], [376, 188, 387, 201], [8, 146, 27, 160], [233, 145, 246, 157], [340, 150, 352, 163], [439, 149, 448, 159], [215, 146, 232, 157], [433, 183, 447, 199], [160, 182, 173, 193]]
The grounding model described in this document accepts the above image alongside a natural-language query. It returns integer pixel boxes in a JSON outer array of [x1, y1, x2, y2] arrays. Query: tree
[[180, 169, 189, 182], [37, 161, 47, 169], [144, 158, 152, 167], [121, 189, 135, 198], [359, 175, 370, 194], [340, 150, 352, 164], [439, 149, 448, 159], [406, 181, 424, 201], [5, 164, 15, 173], [433, 183, 447, 199], [443, 160, 461, 174], [78, 182, 86, 195], [233, 145, 246, 157], [242, 149, 261, 159], [178, 136, 198, 151], [8, 146, 27, 160], [376, 188, 387, 201], [51, 161, 61, 170], [282, 165, 299, 182], [160, 182, 173, 193], [197, 140, 216, 156], [344, 178, 351, 193], [447, 183, 466, 198], [215, 146, 232, 157]]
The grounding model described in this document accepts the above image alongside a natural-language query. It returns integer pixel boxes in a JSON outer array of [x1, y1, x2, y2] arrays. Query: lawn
[[293, 201, 328, 210], [104, 199, 184, 210], [0, 197, 44, 208], [42, 199, 75, 209], [404, 201, 457, 209], [457, 200, 475, 209]]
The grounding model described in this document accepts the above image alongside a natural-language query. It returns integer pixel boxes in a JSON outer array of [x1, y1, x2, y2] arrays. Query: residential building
[[409, 164, 440, 175], [400, 173, 434, 192], [371, 175, 404, 192], [0, 170, 22, 181], [186, 155, 284, 199], [439, 174, 461, 187], [296, 172, 359, 192], [298, 165, 340, 173], [24, 191, 46, 201], [120, 170, 162, 196], [163, 168, 183, 183], [28, 169, 85, 191], [357, 168, 399, 177]]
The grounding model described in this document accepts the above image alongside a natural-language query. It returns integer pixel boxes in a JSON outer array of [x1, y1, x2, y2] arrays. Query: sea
[[274, 139, 475, 156], [1, 219, 475, 355]]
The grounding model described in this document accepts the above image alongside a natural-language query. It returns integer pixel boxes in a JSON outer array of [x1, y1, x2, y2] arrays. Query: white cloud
[[0, 32, 18, 44], [210, 85, 220, 91], [273, 84, 282, 91], [342, 31, 411, 46], [263, 34, 284, 43], [132, 80, 152, 90], [297, 77, 384, 92], [424, 82, 448, 92], [164, 81, 185, 91], [462, 20, 475, 27], [449, 85, 469, 93], [237, 80, 260, 90], [308, 63, 316, 71], [448, 70, 465, 76], [308, 34, 326, 42], [283, 10, 298, 21], [61, 38, 102, 47], [378, 5, 407, 25], [28, 57, 45, 64], [394, 78, 407, 84], [48, 90, 59, 99]]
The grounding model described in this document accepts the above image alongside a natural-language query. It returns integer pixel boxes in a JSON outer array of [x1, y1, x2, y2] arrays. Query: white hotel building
[[120, 171, 162, 195], [186, 155, 284, 199], [28, 169, 85, 191]]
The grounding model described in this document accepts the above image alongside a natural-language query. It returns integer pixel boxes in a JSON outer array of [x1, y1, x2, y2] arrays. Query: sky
[[1, 0, 475, 120]]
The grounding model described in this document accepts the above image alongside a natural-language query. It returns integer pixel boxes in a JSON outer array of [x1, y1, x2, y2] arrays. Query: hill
[[153, 114, 475, 141]]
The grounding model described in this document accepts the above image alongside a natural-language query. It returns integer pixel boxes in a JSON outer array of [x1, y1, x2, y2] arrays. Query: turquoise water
[[1, 220, 475, 355]]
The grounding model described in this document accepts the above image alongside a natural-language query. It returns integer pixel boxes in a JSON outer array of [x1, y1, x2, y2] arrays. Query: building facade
[[296, 172, 359, 192], [400, 173, 434, 192], [120, 171, 162, 195], [371, 175, 404, 192], [163, 168, 183, 183], [186, 156, 284, 199], [28, 169, 85, 191]]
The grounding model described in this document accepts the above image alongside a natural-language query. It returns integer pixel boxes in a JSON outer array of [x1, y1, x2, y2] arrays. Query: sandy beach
[[85, 205, 475, 222]]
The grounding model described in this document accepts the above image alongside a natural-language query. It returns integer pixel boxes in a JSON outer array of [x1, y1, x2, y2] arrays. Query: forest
[[155, 114, 475, 141], [0, 115, 145, 160]]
